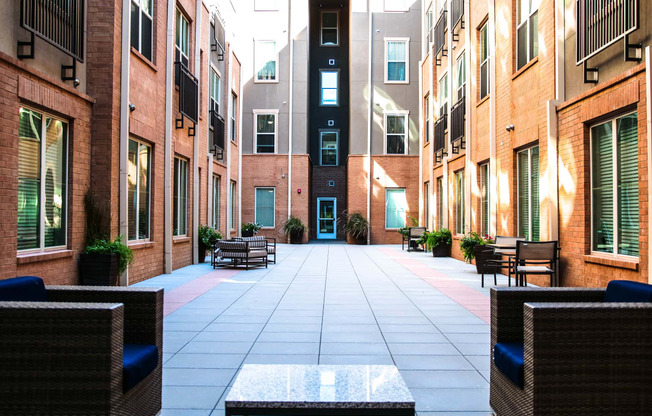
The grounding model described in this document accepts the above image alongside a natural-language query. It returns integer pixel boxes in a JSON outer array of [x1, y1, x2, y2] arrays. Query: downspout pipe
[[418, 61, 423, 226], [164, 0, 175, 273], [646, 46, 651, 283], [192, 2, 202, 264], [488, 0, 497, 236], [366, 3, 373, 245], [288, 2, 294, 221], [119, 0, 131, 285]]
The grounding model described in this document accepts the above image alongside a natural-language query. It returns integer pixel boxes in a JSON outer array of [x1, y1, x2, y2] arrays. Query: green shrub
[[345, 212, 369, 240], [425, 228, 452, 250], [84, 236, 134, 275], [241, 222, 262, 234], [459, 232, 494, 261], [198, 225, 222, 248], [282, 216, 307, 238]]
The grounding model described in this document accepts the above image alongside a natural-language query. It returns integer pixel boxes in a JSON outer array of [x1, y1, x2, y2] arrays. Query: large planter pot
[[474, 245, 500, 274], [242, 230, 254, 237], [198, 242, 207, 263], [432, 244, 451, 257], [289, 230, 304, 244], [79, 253, 120, 286]]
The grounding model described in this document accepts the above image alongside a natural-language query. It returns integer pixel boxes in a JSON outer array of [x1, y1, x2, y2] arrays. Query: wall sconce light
[[129, 103, 136, 112], [505, 124, 514, 132]]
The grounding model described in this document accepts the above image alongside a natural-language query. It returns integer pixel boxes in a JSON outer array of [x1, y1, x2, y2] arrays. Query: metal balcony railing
[[19, 0, 84, 62], [434, 9, 447, 65], [576, 0, 639, 65], [451, 0, 464, 33], [450, 96, 465, 153], [175, 62, 198, 136], [434, 115, 447, 162]]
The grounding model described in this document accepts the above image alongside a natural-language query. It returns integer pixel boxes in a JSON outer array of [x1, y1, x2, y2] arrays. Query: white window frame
[[320, 130, 339, 166], [320, 10, 339, 47], [255, 187, 276, 228], [320, 69, 340, 106], [456, 51, 466, 102], [209, 65, 221, 115], [230, 92, 237, 143], [424, 94, 431, 143], [590, 111, 639, 259], [480, 163, 490, 236], [438, 72, 448, 117], [173, 157, 188, 237], [175, 8, 190, 66], [384, 111, 409, 155], [437, 176, 444, 229], [254, 0, 278, 11], [230, 180, 236, 231], [131, 0, 153, 60], [517, 146, 539, 241], [384, 0, 409, 12], [455, 170, 465, 235], [425, 3, 434, 48], [212, 174, 220, 230], [128, 138, 151, 242], [516, 0, 539, 70], [385, 188, 407, 229], [253, 109, 278, 154], [384, 37, 410, 84], [17, 107, 69, 253], [254, 40, 278, 83], [479, 22, 490, 100]]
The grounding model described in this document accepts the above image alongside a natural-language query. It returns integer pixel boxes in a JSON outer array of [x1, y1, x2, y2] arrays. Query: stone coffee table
[[225, 364, 415, 415]]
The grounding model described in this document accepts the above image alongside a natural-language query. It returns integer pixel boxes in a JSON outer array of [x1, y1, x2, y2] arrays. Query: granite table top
[[225, 364, 415, 410]]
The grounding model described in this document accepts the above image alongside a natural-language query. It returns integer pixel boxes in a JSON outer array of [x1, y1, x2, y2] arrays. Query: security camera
[[505, 124, 514, 131], [73, 78, 80, 87], [129, 103, 136, 112]]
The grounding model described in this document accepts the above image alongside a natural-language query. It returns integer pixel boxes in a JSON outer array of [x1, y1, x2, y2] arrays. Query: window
[[175, 9, 190, 67], [384, 0, 409, 12], [230, 93, 237, 142], [456, 52, 466, 102], [439, 73, 448, 116], [173, 158, 188, 236], [230, 180, 236, 230], [424, 181, 430, 228], [425, 4, 434, 46], [254, 111, 277, 153], [255, 40, 277, 82], [131, 0, 153, 61], [255, 188, 275, 228], [209, 67, 220, 114], [320, 70, 339, 106], [517, 146, 539, 241], [385, 39, 409, 83], [437, 177, 444, 229], [321, 11, 339, 46], [480, 163, 489, 236], [479, 22, 490, 99], [128, 139, 151, 241], [455, 170, 465, 234], [385, 113, 408, 154], [320, 131, 338, 166], [212, 175, 220, 230], [254, 0, 277, 10], [424, 94, 431, 143], [517, 0, 539, 70], [591, 113, 639, 257], [385, 189, 407, 229], [17, 107, 68, 251]]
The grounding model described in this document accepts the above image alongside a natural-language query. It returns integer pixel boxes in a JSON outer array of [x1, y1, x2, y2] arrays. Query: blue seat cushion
[[604, 280, 652, 302], [494, 342, 524, 388], [123, 344, 159, 392], [0, 276, 47, 302]]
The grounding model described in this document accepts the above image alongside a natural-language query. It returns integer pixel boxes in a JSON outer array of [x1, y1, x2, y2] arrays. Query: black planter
[[289, 230, 304, 244], [432, 244, 451, 257], [242, 230, 254, 237], [198, 242, 207, 263], [79, 253, 120, 286]]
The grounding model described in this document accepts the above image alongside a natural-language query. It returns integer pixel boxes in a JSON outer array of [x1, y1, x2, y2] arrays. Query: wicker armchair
[[407, 227, 427, 252], [236, 235, 277, 264], [490, 283, 652, 416], [0, 277, 163, 416]]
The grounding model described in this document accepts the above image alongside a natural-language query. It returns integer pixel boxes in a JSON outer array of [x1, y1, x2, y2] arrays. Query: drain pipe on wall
[[118, 0, 131, 285], [646, 46, 651, 284], [288, 2, 294, 220], [164, 0, 175, 273], [488, 0, 497, 236], [192, 3, 202, 264], [225, 47, 233, 239], [366, 2, 373, 245], [418, 61, 423, 226]]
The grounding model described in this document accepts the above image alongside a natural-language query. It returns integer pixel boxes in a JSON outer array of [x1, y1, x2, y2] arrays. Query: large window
[[131, 0, 153, 61], [479, 22, 490, 99], [425, 4, 434, 46], [456, 52, 466, 101], [255, 40, 277, 82], [386, 113, 408, 154], [439, 73, 448, 116], [385, 39, 409, 83], [173, 158, 188, 236], [18, 107, 68, 251], [254, 111, 277, 153], [209, 67, 220, 113], [424, 181, 430, 229], [517, 0, 539, 70], [517, 146, 539, 241], [128, 139, 151, 241], [255, 188, 275, 228], [320, 70, 339, 106], [230, 92, 237, 142], [212, 175, 220, 230], [385, 188, 407, 229], [437, 177, 444, 229], [320, 131, 338, 166], [480, 163, 489, 236], [424, 94, 431, 143], [175, 9, 190, 67], [455, 170, 465, 234], [230, 181, 236, 230], [321, 11, 339, 46], [591, 113, 639, 257]]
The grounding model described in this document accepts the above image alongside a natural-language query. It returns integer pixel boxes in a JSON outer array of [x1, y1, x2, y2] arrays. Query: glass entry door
[[317, 198, 337, 239]]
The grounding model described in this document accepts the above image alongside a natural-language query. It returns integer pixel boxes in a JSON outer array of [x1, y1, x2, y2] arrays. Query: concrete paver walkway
[[136, 243, 514, 416]]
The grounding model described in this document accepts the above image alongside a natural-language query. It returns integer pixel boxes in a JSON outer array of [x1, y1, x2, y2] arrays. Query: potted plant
[[283, 216, 307, 244], [80, 236, 134, 286], [397, 216, 419, 248], [198, 224, 222, 263], [241, 222, 262, 237], [426, 228, 453, 257], [345, 212, 369, 244], [460, 231, 495, 263]]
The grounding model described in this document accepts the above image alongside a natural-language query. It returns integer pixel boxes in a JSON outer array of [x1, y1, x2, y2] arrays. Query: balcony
[[576, 0, 640, 82], [434, 114, 447, 163], [210, 111, 225, 160], [451, 0, 464, 38], [450, 96, 466, 153], [434, 9, 447, 66], [175, 62, 199, 136]]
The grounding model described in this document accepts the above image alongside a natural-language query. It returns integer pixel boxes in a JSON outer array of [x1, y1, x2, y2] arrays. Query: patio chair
[[474, 245, 501, 287], [407, 227, 427, 252], [0, 275, 163, 415], [486, 236, 526, 286], [513, 240, 557, 286], [215, 239, 268, 269], [490, 281, 652, 415], [236, 235, 277, 264]]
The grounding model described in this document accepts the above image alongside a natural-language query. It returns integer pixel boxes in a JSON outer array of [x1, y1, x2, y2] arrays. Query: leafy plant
[[423, 228, 452, 250], [397, 216, 419, 238], [198, 224, 222, 248], [459, 232, 494, 261], [84, 236, 134, 275], [241, 222, 262, 234], [282, 216, 307, 238], [345, 212, 369, 240]]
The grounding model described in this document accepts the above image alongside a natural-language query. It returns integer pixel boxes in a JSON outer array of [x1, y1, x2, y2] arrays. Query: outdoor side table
[[225, 364, 415, 416]]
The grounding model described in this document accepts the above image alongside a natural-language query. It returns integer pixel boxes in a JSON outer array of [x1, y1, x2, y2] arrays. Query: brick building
[[420, 0, 651, 286], [1, 0, 242, 285]]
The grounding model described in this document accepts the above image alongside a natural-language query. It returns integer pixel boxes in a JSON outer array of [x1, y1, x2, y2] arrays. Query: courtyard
[[136, 243, 513, 415]]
